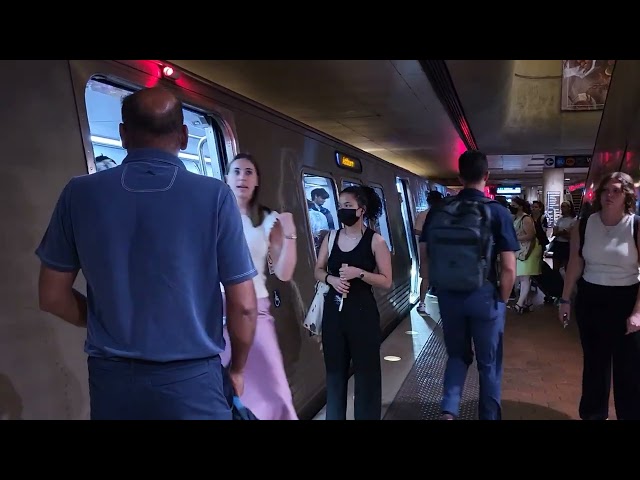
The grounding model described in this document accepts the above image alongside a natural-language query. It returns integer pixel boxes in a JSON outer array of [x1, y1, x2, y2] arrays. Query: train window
[[84, 78, 224, 179], [370, 186, 393, 252], [342, 180, 361, 189], [303, 173, 338, 257]]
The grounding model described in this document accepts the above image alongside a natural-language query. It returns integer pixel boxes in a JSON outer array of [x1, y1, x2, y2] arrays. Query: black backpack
[[425, 195, 497, 292], [578, 213, 640, 258]]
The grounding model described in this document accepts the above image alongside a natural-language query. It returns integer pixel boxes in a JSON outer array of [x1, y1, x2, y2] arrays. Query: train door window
[[84, 78, 225, 179], [342, 179, 361, 190], [303, 173, 338, 257], [369, 185, 393, 252], [396, 178, 419, 300]]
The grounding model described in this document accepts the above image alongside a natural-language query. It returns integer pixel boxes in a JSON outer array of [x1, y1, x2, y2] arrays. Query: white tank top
[[241, 211, 278, 299], [582, 213, 640, 286]]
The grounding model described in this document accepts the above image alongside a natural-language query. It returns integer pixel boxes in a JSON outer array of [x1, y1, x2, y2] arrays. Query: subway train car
[[0, 60, 432, 420]]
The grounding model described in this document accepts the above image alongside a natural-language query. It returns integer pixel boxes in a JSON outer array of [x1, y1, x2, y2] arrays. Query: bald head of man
[[119, 87, 188, 155]]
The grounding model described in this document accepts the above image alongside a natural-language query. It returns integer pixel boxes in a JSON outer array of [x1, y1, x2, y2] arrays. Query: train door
[[367, 183, 393, 253], [396, 178, 419, 303]]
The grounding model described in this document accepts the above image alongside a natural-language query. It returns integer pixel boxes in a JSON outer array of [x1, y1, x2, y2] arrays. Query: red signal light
[[160, 65, 180, 80]]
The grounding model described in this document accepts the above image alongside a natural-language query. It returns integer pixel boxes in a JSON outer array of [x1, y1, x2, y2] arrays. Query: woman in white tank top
[[560, 171, 640, 420]]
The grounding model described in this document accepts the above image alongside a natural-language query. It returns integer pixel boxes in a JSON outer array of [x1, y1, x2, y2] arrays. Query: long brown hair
[[512, 196, 531, 215], [226, 153, 272, 227], [592, 171, 637, 214]]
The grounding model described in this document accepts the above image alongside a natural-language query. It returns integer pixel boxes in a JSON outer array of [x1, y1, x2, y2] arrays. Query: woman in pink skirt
[[220, 152, 298, 420]]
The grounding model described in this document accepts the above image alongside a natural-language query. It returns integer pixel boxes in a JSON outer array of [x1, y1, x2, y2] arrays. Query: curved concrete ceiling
[[170, 59, 603, 187], [447, 60, 602, 155], [447, 60, 603, 186], [170, 60, 464, 179]]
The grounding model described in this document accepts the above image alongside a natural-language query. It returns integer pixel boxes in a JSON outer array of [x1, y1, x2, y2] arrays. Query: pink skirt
[[220, 297, 298, 420]]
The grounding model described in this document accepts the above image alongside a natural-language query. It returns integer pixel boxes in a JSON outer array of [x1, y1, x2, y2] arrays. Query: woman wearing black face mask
[[313, 185, 393, 420]]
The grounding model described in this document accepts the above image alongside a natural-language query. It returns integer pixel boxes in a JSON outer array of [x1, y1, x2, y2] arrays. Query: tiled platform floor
[[315, 287, 618, 420]]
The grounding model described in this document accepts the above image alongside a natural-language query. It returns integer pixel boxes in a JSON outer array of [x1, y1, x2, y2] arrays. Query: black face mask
[[338, 208, 360, 226], [509, 206, 518, 215]]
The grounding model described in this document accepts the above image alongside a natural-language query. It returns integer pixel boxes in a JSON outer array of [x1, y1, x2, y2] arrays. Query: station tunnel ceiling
[[170, 59, 609, 187]]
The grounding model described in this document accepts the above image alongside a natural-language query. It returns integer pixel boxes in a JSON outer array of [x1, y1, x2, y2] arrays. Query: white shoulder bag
[[303, 230, 337, 336]]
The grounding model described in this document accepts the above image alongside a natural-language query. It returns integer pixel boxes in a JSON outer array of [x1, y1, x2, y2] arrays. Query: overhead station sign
[[496, 185, 522, 195], [554, 155, 591, 168]]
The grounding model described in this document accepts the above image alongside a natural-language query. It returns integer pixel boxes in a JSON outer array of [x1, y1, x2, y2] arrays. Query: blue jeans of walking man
[[437, 284, 506, 420]]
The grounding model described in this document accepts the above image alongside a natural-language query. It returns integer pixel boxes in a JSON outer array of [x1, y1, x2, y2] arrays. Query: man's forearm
[[226, 304, 257, 373], [42, 288, 87, 327], [499, 266, 516, 302]]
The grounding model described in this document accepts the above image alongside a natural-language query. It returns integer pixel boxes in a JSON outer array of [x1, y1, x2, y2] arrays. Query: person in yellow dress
[[510, 197, 542, 313]]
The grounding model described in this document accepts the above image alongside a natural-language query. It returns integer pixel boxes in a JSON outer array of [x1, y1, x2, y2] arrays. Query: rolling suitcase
[[531, 261, 564, 301]]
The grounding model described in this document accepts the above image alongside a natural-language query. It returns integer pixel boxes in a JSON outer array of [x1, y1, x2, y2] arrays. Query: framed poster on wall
[[561, 60, 615, 111]]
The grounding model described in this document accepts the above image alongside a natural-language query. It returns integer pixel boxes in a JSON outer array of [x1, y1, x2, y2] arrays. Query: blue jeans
[[437, 284, 506, 420], [88, 355, 231, 420]]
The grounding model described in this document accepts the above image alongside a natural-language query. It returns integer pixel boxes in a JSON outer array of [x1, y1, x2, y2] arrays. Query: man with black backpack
[[420, 150, 519, 420]]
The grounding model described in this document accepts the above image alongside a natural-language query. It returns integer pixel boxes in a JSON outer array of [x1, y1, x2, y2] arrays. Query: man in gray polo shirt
[[36, 87, 258, 420]]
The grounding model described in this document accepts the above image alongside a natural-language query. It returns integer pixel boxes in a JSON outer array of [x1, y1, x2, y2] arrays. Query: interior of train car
[[86, 79, 225, 179]]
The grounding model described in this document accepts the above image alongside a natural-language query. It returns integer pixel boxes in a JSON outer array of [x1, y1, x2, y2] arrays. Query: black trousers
[[322, 291, 381, 420], [575, 279, 640, 420]]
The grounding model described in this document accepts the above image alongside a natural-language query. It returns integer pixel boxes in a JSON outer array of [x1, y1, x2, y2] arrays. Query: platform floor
[[313, 290, 618, 420]]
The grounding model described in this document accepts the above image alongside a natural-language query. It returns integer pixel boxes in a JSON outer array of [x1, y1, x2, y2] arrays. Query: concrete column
[[543, 168, 565, 228]]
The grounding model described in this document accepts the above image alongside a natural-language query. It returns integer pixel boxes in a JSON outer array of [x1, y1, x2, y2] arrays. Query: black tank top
[[327, 228, 377, 298]]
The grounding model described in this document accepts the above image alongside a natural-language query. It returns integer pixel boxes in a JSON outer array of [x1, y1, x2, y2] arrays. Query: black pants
[[322, 291, 381, 420], [575, 279, 640, 420]]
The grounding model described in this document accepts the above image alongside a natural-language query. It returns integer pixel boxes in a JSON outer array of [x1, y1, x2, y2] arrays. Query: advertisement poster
[[561, 60, 615, 111]]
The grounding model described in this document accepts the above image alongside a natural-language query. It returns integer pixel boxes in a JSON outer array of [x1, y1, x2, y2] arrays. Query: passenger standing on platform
[[510, 197, 542, 313], [415, 190, 443, 313], [35, 87, 258, 420], [220, 153, 299, 420], [421, 150, 519, 420], [531, 200, 549, 258], [560, 171, 640, 420], [314, 185, 392, 420], [551, 201, 577, 272]]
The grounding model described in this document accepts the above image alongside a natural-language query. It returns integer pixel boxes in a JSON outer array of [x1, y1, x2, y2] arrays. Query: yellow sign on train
[[335, 152, 362, 173]]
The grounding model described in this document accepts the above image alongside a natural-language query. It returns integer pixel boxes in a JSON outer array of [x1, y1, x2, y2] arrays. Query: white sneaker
[[417, 302, 426, 314], [425, 293, 441, 321]]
